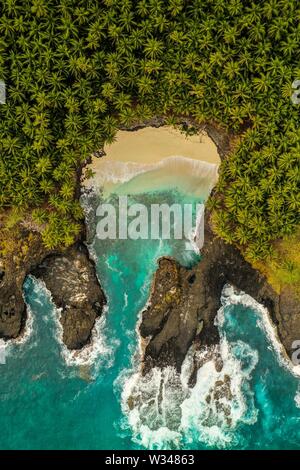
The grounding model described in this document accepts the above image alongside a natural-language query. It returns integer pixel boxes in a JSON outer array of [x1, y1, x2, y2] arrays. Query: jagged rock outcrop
[[0, 230, 51, 340], [33, 243, 106, 349], [140, 215, 300, 373], [0, 230, 106, 350]]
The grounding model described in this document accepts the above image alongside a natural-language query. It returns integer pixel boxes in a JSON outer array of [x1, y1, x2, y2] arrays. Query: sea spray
[[0, 285, 35, 363], [118, 335, 259, 449], [218, 284, 300, 377], [118, 283, 278, 450], [25, 276, 116, 372]]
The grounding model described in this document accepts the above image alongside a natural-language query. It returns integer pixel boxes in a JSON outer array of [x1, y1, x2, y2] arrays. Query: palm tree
[[35, 157, 52, 176], [144, 38, 164, 58], [137, 75, 154, 95]]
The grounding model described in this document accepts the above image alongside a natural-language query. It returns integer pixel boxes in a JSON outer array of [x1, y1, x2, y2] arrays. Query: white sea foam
[[180, 338, 258, 448], [85, 160, 154, 188], [26, 276, 117, 371], [294, 389, 300, 408], [218, 284, 300, 377], [119, 366, 185, 449], [119, 342, 258, 449], [119, 294, 260, 450], [124, 293, 128, 309], [85, 156, 219, 199], [186, 203, 205, 255], [15, 298, 34, 346]]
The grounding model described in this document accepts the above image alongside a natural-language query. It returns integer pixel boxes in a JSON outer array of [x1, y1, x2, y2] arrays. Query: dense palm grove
[[0, 0, 299, 261]]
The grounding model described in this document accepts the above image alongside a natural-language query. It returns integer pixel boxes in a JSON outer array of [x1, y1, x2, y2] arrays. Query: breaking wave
[[218, 285, 300, 377], [117, 285, 263, 450], [25, 276, 117, 373], [119, 342, 258, 449], [84, 156, 219, 200]]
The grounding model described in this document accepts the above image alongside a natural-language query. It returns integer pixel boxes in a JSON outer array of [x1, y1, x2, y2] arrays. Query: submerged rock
[[33, 243, 106, 350]]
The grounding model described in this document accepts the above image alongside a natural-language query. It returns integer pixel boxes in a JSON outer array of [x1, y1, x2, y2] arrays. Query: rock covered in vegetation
[[33, 243, 106, 349], [140, 213, 300, 373]]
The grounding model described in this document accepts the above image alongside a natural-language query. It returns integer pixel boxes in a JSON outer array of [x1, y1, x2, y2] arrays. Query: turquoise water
[[0, 188, 300, 449]]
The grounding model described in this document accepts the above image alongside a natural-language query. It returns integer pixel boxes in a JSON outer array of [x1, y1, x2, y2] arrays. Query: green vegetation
[[255, 228, 300, 295], [0, 0, 299, 260]]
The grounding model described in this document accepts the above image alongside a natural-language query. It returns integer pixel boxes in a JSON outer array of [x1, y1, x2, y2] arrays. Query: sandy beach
[[83, 126, 220, 197], [100, 126, 219, 164]]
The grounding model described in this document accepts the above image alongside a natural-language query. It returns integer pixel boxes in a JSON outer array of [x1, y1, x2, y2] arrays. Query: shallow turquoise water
[[0, 189, 300, 450]]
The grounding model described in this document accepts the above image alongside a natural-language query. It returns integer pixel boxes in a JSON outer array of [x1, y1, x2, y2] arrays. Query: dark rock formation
[[0, 228, 106, 350], [0, 290, 25, 339], [0, 230, 52, 340], [140, 214, 300, 373], [33, 243, 106, 349]]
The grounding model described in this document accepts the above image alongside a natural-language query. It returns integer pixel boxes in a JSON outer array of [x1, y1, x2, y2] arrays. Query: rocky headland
[[0, 231, 106, 350], [139, 212, 300, 375], [32, 243, 106, 349]]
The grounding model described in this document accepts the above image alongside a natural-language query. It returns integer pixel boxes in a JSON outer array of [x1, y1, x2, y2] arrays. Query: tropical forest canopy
[[0, 0, 299, 258]]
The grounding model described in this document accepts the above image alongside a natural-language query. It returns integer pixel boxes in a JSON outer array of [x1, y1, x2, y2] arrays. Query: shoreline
[[83, 126, 220, 193], [91, 126, 220, 164]]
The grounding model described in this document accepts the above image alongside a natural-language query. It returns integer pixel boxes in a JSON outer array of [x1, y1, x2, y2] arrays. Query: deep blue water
[[0, 189, 300, 450]]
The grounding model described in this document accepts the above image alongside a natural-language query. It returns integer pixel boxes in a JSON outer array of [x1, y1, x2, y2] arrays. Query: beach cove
[[0, 126, 300, 450]]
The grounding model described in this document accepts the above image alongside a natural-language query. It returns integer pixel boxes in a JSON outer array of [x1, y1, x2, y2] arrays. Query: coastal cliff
[[0, 231, 106, 350], [139, 212, 300, 374], [0, 118, 227, 351], [32, 243, 106, 349], [0, 230, 51, 340]]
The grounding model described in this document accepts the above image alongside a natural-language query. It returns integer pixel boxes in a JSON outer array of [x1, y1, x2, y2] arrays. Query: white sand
[[101, 127, 219, 164]]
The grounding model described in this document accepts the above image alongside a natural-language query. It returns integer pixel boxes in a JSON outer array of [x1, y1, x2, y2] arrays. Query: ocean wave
[[218, 284, 300, 377], [180, 339, 258, 449], [84, 160, 155, 189], [119, 366, 185, 449], [294, 389, 300, 408], [118, 303, 259, 450], [124, 292, 128, 309], [185, 203, 205, 255], [15, 300, 34, 346], [26, 276, 117, 372], [85, 156, 219, 198]]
